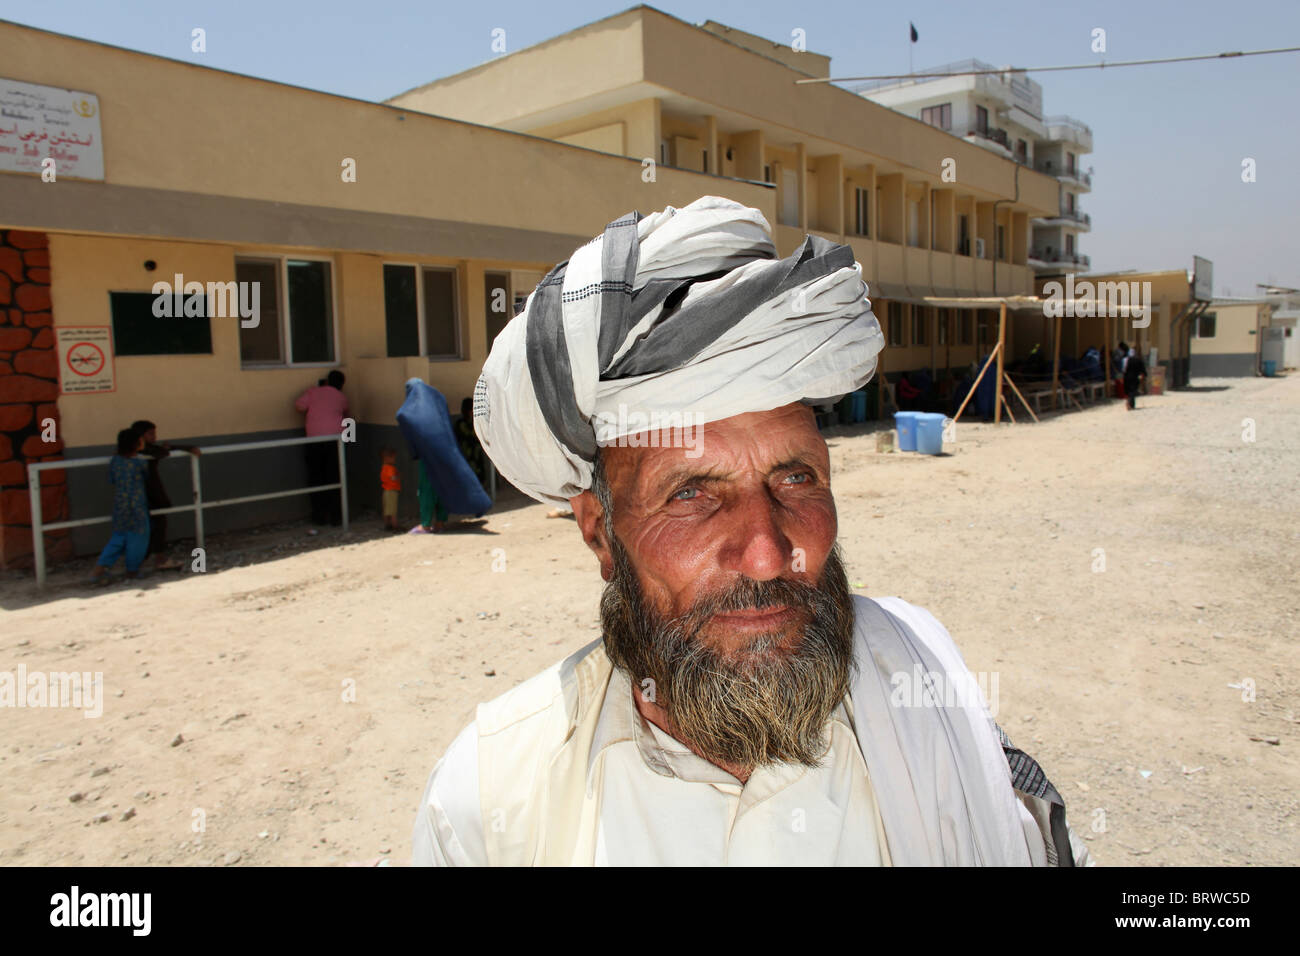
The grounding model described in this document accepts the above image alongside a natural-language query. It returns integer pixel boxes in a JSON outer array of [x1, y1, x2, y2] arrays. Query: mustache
[[671, 574, 827, 642], [600, 538, 857, 768]]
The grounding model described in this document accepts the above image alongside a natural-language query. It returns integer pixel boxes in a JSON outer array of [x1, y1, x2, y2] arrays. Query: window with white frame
[[382, 263, 462, 359], [236, 256, 336, 367]]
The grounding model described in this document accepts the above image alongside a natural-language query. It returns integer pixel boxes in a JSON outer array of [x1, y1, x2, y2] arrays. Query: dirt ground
[[2, 374, 1297, 866]]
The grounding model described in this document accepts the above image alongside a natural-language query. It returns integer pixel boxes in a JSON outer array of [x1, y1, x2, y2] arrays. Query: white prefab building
[[1258, 285, 1300, 370], [855, 60, 1093, 275], [1189, 298, 1272, 377]]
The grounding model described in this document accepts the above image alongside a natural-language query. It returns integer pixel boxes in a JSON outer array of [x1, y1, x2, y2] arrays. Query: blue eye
[[673, 487, 699, 501], [785, 472, 810, 484]]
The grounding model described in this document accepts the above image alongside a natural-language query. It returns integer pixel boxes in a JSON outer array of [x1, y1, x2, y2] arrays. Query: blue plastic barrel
[[851, 390, 867, 422], [915, 413, 947, 455], [1263, 360, 1277, 377], [894, 411, 919, 451]]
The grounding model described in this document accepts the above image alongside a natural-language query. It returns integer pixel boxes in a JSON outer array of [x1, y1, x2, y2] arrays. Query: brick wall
[[0, 229, 69, 569]]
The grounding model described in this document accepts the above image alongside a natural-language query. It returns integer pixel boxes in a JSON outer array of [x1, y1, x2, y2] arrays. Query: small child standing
[[380, 447, 402, 531], [90, 428, 151, 585]]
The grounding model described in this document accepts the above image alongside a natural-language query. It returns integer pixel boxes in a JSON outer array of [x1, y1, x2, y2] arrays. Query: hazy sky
[[3, 0, 1297, 296]]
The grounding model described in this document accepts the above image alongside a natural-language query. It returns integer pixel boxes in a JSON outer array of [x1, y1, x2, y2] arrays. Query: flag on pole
[[910, 22, 919, 43]]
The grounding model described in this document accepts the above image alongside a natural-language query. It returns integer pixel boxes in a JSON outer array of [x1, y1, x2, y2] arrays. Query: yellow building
[[0, 6, 1050, 565], [391, 6, 1058, 383], [1030, 269, 1208, 387], [1190, 299, 1271, 377]]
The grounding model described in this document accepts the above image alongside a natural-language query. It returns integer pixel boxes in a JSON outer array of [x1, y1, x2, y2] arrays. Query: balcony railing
[[1035, 161, 1092, 186], [1031, 251, 1091, 269], [850, 58, 997, 93], [1045, 115, 1093, 138], [851, 60, 1051, 130], [1057, 209, 1091, 226], [968, 126, 1010, 150]]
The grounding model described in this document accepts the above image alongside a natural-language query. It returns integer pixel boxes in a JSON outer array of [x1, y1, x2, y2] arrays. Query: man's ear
[[569, 490, 614, 582]]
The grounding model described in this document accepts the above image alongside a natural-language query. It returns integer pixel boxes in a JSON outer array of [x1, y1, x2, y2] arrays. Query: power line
[[796, 45, 1300, 85]]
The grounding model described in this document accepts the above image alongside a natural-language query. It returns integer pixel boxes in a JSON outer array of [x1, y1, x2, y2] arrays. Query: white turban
[[473, 195, 885, 507]]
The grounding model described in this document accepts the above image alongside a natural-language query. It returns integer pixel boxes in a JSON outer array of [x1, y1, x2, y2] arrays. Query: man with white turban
[[413, 196, 1088, 867]]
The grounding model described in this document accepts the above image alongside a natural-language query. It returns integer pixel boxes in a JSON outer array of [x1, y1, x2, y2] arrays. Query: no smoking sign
[[56, 326, 115, 394], [67, 341, 105, 377]]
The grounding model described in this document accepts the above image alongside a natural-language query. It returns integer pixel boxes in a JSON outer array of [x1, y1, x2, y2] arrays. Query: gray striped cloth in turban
[[473, 195, 885, 507]]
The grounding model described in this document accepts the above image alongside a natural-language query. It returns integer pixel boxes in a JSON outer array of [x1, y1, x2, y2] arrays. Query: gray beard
[[600, 540, 857, 770]]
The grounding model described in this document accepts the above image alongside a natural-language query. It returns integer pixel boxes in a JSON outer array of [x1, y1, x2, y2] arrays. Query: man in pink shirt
[[295, 370, 349, 524]]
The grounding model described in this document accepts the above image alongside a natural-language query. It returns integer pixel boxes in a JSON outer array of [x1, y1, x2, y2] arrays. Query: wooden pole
[[1050, 313, 1062, 410], [994, 303, 1007, 424], [953, 341, 1002, 424], [1000, 393, 1017, 424], [1003, 374, 1041, 423], [1005, 303, 1014, 367]]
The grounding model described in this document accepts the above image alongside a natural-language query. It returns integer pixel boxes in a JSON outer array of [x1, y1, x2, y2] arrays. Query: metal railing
[[846, 60, 993, 94], [26, 434, 348, 588], [1045, 114, 1093, 137], [968, 126, 1011, 150], [1030, 251, 1091, 269], [1035, 162, 1092, 187]]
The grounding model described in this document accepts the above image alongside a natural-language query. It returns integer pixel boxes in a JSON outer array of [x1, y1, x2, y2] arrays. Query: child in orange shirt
[[380, 447, 401, 531]]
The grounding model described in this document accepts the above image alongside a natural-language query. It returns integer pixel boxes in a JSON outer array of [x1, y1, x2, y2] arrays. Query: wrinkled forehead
[[601, 403, 828, 501]]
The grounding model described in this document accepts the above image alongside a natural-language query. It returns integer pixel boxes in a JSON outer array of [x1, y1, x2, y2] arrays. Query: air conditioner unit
[[974, 237, 986, 259]]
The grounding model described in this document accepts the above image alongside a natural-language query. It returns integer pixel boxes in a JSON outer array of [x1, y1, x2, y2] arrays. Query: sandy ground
[[1, 374, 1297, 867]]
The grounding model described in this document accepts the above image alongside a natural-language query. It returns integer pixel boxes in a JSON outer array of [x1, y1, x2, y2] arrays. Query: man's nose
[[719, 487, 794, 581]]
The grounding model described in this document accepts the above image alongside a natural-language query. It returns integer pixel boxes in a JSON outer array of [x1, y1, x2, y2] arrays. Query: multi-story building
[[390, 9, 1059, 399], [1031, 117, 1093, 274], [855, 60, 1093, 276], [0, 6, 1056, 566]]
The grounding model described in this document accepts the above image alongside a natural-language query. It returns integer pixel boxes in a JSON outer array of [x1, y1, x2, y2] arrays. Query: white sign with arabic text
[[0, 77, 103, 181]]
